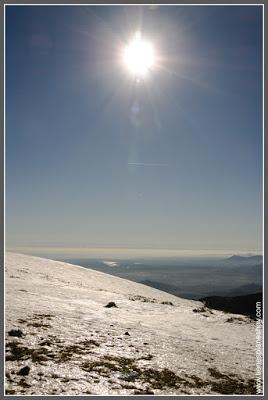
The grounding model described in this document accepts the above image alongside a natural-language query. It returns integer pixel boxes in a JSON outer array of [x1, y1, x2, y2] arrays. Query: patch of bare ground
[[129, 295, 173, 306], [80, 355, 256, 394], [6, 341, 55, 363], [56, 340, 100, 362], [207, 367, 256, 395]]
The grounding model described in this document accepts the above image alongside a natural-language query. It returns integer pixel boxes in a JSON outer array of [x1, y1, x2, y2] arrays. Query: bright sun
[[123, 31, 155, 78]]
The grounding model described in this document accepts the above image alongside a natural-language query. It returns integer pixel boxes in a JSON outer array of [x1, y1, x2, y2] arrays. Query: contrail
[[128, 162, 168, 167]]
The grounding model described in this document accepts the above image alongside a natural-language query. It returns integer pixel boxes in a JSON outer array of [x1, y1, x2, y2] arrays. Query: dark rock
[[17, 366, 30, 376], [134, 389, 154, 395], [139, 354, 153, 361], [161, 301, 174, 306], [124, 332, 130, 336], [105, 302, 118, 308], [39, 340, 51, 346], [8, 329, 23, 337], [5, 389, 16, 395]]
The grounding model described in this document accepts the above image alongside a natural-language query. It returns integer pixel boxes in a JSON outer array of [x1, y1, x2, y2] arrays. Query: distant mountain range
[[140, 280, 263, 301], [200, 292, 262, 319], [225, 255, 262, 265], [213, 283, 262, 296]]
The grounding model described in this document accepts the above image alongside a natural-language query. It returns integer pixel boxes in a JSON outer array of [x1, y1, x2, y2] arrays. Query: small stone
[[8, 329, 23, 337], [134, 389, 154, 395], [104, 302, 117, 308], [161, 301, 174, 306], [17, 366, 30, 376], [124, 331, 130, 336]]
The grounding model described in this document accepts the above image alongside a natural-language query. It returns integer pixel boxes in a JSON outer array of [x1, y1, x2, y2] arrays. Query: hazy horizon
[[6, 246, 263, 260]]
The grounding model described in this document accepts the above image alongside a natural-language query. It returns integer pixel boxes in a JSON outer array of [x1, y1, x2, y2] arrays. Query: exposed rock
[[105, 302, 118, 308], [17, 366, 30, 376], [161, 301, 174, 306], [8, 329, 23, 338], [134, 389, 154, 395]]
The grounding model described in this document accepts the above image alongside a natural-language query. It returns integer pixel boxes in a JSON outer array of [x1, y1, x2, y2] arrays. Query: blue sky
[[6, 5, 263, 256]]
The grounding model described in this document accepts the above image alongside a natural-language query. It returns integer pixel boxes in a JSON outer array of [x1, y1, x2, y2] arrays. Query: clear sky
[[6, 5, 263, 256]]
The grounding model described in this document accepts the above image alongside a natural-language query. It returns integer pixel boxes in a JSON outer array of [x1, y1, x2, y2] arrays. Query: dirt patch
[[208, 367, 256, 394], [6, 341, 54, 363], [82, 355, 185, 390], [18, 379, 31, 388], [225, 317, 245, 323], [33, 313, 54, 320], [56, 339, 101, 362], [16, 314, 54, 330], [138, 355, 153, 361], [129, 296, 174, 306], [193, 307, 213, 314], [80, 355, 256, 394], [26, 322, 51, 329], [129, 295, 157, 303], [79, 339, 100, 347]]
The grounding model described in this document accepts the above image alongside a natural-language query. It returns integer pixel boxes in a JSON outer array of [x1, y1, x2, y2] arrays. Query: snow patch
[[5, 252, 257, 395]]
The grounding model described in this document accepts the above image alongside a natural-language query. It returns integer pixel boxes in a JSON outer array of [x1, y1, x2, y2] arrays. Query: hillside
[[200, 293, 262, 318], [5, 253, 258, 395]]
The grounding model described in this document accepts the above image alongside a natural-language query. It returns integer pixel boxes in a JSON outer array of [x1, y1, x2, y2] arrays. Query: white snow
[[5, 252, 257, 395]]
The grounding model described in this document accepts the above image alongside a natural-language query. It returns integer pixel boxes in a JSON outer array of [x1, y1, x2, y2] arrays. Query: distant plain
[[58, 256, 263, 300]]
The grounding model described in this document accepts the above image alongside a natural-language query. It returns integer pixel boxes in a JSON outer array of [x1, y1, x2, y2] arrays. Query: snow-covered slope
[[5, 253, 257, 395]]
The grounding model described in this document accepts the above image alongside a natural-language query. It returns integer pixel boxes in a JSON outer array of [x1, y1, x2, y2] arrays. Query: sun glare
[[123, 31, 155, 78]]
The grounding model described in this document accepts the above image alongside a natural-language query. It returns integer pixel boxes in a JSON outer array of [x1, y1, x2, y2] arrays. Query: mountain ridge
[[5, 252, 258, 395], [225, 255, 262, 264]]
